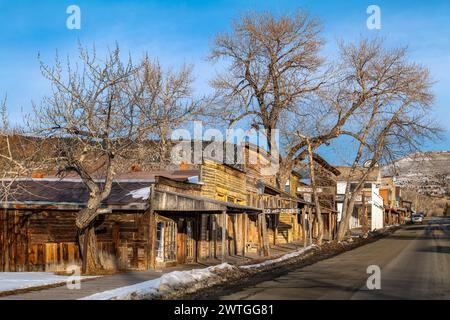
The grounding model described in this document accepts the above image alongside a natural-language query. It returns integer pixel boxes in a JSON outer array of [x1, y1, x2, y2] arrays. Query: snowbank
[[80, 246, 318, 300], [0, 272, 97, 293], [80, 263, 236, 300], [241, 245, 317, 269]]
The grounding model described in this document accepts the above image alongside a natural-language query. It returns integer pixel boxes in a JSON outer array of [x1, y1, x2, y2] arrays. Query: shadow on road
[[418, 246, 450, 254]]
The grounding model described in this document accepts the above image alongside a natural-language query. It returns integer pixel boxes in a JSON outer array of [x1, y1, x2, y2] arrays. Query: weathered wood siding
[[0, 210, 149, 272], [200, 159, 247, 205]]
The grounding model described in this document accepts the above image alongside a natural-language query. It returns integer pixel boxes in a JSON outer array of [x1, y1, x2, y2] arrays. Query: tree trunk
[[336, 197, 356, 241], [307, 143, 324, 245], [77, 205, 103, 274], [79, 225, 102, 274]]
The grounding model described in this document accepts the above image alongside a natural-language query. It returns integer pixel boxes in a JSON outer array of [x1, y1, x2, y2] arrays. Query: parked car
[[412, 213, 424, 224]]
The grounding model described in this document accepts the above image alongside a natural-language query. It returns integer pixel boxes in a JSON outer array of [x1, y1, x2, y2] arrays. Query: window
[[156, 220, 176, 262], [156, 222, 165, 261], [285, 180, 290, 193]]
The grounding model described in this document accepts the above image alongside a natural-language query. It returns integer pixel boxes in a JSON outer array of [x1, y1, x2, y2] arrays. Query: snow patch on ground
[[127, 187, 151, 200], [80, 246, 320, 300], [241, 245, 317, 269], [80, 263, 236, 300], [0, 272, 97, 293]]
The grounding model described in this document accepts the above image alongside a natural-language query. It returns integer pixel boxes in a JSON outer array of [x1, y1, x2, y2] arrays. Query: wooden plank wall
[[201, 159, 247, 205], [0, 210, 29, 272], [0, 209, 148, 272], [196, 213, 245, 260]]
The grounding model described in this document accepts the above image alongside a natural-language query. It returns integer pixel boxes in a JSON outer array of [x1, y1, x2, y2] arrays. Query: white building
[[336, 167, 384, 232]]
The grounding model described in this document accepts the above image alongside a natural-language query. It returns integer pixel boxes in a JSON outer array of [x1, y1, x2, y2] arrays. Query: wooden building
[[296, 154, 341, 240], [0, 174, 260, 272], [1, 143, 319, 273], [336, 167, 384, 232], [242, 144, 313, 250], [380, 176, 411, 226]]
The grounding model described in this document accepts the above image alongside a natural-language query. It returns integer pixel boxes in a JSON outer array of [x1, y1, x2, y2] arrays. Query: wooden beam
[[147, 184, 157, 269], [261, 214, 270, 257], [213, 215, 217, 259], [242, 213, 246, 260], [303, 208, 307, 248], [232, 215, 238, 256], [308, 207, 313, 245], [195, 213, 201, 263], [221, 210, 226, 263]]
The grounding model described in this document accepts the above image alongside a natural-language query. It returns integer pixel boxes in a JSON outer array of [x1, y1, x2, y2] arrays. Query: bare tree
[[0, 96, 47, 201], [29, 44, 148, 272], [0, 97, 52, 271], [334, 39, 440, 241], [29, 44, 204, 273], [209, 10, 325, 188], [132, 58, 204, 164]]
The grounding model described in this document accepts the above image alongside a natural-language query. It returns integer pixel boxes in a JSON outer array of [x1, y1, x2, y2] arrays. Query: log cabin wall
[[0, 209, 148, 272]]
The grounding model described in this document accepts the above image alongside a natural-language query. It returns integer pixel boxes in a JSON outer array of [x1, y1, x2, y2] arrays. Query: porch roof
[[1, 178, 262, 214]]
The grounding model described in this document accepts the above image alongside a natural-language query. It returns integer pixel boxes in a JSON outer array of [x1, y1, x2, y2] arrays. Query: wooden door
[[186, 220, 196, 263], [176, 220, 186, 264]]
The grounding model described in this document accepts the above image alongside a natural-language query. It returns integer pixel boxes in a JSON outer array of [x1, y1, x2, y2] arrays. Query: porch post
[[147, 185, 157, 269], [242, 212, 246, 260], [308, 206, 313, 246], [221, 210, 226, 263], [328, 212, 332, 240], [302, 207, 307, 248], [260, 204, 270, 257]]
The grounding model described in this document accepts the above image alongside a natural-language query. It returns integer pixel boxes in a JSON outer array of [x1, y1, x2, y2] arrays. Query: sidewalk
[[199, 241, 312, 267], [0, 265, 197, 300], [0, 241, 311, 300]]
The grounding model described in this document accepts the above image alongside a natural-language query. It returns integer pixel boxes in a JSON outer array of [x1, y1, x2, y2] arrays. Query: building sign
[[263, 208, 301, 214], [297, 187, 323, 193], [336, 194, 363, 202]]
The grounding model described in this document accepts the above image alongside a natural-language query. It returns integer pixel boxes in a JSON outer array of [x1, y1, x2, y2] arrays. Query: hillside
[[382, 151, 450, 198]]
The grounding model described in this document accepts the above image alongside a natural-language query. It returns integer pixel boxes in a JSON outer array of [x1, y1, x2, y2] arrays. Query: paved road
[[215, 217, 450, 300]]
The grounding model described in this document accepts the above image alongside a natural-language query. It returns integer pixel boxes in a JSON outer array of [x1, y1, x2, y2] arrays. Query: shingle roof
[[3, 180, 152, 206]]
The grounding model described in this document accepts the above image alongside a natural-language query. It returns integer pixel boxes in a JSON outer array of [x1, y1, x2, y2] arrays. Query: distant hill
[[382, 151, 450, 198]]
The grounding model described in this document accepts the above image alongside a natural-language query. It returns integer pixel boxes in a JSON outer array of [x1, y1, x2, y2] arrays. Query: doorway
[[176, 218, 197, 264]]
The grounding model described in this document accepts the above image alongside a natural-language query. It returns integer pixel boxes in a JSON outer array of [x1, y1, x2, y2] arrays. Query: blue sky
[[0, 0, 449, 156]]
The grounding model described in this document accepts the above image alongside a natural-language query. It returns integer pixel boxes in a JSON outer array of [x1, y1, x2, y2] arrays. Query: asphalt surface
[[214, 217, 450, 300]]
